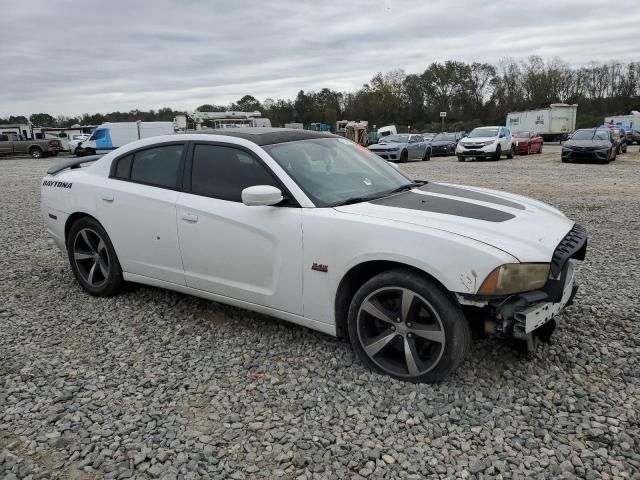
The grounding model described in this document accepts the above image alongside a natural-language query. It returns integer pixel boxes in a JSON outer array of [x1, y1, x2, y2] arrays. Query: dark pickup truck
[[0, 132, 62, 158]]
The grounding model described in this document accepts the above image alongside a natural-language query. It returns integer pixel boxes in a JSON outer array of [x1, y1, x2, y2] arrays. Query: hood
[[460, 136, 496, 144], [564, 139, 610, 149], [431, 140, 456, 146], [334, 182, 574, 263], [369, 142, 405, 149]]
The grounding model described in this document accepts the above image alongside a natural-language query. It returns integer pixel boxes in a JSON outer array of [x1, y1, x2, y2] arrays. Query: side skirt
[[123, 272, 337, 336]]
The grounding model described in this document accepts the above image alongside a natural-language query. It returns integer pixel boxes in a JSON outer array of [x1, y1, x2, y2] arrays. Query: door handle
[[181, 213, 198, 223], [101, 195, 114, 202]]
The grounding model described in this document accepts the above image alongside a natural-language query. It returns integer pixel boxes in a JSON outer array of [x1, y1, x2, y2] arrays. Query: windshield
[[468, 128, 498, 138], [513, 131, 530, 138], [380, 134, 409, 143], [571, 129, 609, 141], [263, 138, 414, 207], [433, 133, 455, 141]]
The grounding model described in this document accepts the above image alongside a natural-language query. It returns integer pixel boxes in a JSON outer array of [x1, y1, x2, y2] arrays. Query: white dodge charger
[[41, 128, 587, 382]]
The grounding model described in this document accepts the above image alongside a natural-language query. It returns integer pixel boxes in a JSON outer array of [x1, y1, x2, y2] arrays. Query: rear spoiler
[[46, 155, 103, 175]]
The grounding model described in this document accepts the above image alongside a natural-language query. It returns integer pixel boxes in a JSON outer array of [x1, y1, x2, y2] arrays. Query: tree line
[[2, 57, 639, 132]]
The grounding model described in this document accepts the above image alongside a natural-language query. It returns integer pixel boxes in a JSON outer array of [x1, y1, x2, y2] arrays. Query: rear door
[[97, 142, 186, 285], [176, 142, 303, 315]]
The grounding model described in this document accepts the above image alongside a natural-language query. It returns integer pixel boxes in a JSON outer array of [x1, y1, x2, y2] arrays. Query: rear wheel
[[347, 269, 471, 383], [527, 144, 531, 155], [538, 143, 543, 154], [67, 217, 124, 297], [506, 145, 515, 159], [30, 147, 43, 159]]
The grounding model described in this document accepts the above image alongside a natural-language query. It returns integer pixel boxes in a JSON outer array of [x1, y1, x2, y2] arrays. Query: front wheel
[[67, 217, 124, 297], [457, 156, 465, 162], [422, 148, 431, 161], [492, 145, 501, 161], [399, 150, 408, 163], [347, 269, 471, 383], [538, 143, 543, 154]]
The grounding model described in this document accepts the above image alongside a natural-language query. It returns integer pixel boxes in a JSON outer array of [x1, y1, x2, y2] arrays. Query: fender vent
[[551, 224, 588, 277]]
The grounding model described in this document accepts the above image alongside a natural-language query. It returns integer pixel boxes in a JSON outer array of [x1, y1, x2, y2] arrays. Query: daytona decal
[[42, 180, 72, 189]]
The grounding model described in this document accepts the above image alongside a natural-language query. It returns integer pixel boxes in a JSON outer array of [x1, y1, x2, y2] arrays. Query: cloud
[[1, 0, 638, 116]]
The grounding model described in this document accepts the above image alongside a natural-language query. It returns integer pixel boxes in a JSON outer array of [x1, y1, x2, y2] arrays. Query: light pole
[[440, 111, 447, 132]]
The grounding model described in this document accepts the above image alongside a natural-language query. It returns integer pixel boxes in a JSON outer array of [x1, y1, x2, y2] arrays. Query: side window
[[191, 144, 278, 202], [0, 134, 8, 141], [114, 154, 133, 179], [130, 144, 184, 189], [91, 129, 106, 141]]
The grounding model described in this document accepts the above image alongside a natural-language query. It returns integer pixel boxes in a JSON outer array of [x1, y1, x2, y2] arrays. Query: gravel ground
[[1, 147, 639, 479]]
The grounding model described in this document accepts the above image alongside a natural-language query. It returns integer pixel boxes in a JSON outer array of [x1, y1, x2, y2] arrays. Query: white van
[[77, 122, 175, 155]]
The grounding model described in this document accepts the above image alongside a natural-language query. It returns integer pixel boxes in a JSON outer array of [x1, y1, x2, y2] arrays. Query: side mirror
[[241, 185, 284, 206]]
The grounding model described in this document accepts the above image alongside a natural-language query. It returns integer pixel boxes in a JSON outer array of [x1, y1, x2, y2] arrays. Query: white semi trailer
[[506, 103, 578, 140], [604, 111, 640, 129]]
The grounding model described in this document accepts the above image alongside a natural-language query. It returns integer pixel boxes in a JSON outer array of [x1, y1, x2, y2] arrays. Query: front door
[[97, 143, 186, 285], [176, 143, 303, 315]]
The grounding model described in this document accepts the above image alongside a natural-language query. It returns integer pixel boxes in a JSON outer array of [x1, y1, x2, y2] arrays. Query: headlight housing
[[478, 263, 550, 295]]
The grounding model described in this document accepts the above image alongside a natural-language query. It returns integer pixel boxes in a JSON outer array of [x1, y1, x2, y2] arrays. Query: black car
[[627, 129, 640, 145], [430, 131, 465, 155], [561, 128, 616, 164]]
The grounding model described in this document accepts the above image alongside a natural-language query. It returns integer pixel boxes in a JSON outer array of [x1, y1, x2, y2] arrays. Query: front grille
[[550, 224, 588, 277], [464, 144, 484, 149]]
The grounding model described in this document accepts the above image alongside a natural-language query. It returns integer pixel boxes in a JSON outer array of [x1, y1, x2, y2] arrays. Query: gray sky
[[1, 0, 639, 117]]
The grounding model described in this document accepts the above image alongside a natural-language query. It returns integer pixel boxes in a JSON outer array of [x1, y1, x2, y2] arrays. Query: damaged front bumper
[[458, 224, 587, 352]]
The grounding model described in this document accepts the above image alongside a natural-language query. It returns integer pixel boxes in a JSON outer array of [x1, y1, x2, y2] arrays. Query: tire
[[399, 150, 408, 163], [66, 217, 124, 297], [50, 151, 58, 157], [30, 147, 43, 159], [611, 148, 616, 161], [347, 269, 471, 383], [422, 148, 431, 161], [492, 145, 501, 161], [506, 145, 515, 159], [457, 156, 465, 162], [86, 148, 96, 156], [527, 144, 531, 155], [538, 143, 543, 154]]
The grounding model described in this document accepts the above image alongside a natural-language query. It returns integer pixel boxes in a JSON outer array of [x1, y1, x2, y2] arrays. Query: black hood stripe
[[420, 183, 525, 210], [370, 191, 515, 222]]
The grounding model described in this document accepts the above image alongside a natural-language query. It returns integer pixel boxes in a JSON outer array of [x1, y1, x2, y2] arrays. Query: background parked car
[[68, 134, 90, 155], [430, 131, 465, 155], [367, 134, 431, 162], [629, 129, 640, 145], [0, 132, 62, 158], [512, 131, 544, 154], [456, 126, 514, 161], [561, 128, 616, 164]]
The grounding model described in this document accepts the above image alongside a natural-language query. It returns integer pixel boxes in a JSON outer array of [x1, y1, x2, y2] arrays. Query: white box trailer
[[78, 121, 175, 154], [506, 104, 577, 139], [604, 111, 640, 130]]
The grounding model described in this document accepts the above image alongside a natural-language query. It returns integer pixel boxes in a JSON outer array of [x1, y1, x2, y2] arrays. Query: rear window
[[112, 145, 184, 189]]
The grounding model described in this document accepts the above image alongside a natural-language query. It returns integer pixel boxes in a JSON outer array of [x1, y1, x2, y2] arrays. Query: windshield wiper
[[333, 182, 426, 207], [386, 181, 426, 195]]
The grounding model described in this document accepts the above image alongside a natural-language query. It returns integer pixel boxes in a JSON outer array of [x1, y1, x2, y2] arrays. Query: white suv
[[456, 126, 515, 161]]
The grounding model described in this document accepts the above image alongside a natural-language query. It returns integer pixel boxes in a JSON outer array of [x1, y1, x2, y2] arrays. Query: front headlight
[[482, 140, 495, 146], [478, 263, 550, 295]]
